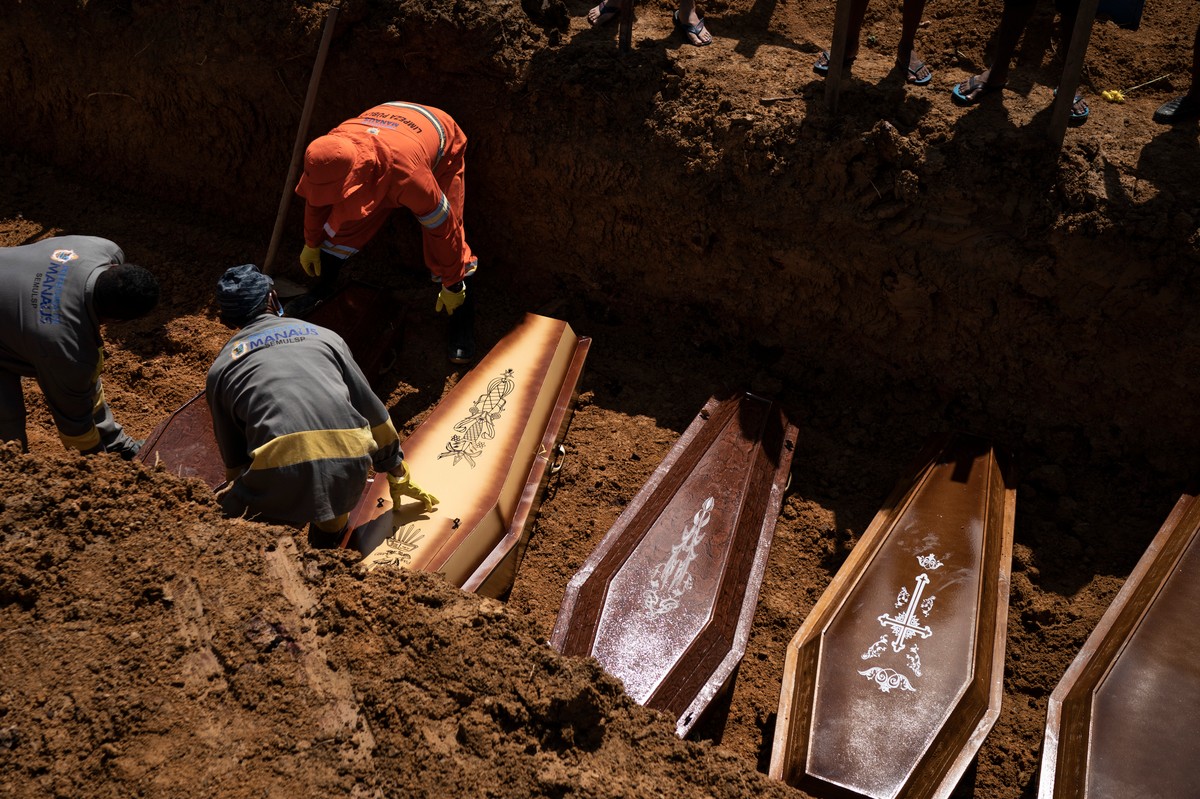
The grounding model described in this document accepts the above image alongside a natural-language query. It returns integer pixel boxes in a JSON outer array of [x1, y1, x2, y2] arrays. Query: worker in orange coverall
[[287, 101, 478, 364]]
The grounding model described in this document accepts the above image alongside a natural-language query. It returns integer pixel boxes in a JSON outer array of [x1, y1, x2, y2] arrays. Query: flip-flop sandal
[[588, 0, 620, 26], [904, 59, 933, 86], [1054, 88, 1090, 125], [673, 10, 712, 46], [951, 75, 1000, 106], [813, 49, 855, 77]]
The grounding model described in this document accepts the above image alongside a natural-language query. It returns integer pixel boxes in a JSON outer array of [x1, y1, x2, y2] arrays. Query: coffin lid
[[346, 313, 590, 599], [551, 391, 798, 737], [1038, 490, 1200, 799], [770, 432, 1015, 799]]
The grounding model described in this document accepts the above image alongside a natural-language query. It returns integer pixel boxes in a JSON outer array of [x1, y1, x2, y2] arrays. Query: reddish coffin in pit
[[344, 313, 590, 599], [136, 280, 400, 488], [548, 392, 798, 737], [1038, 491, 1200, 799], [770, 433, 1015, 799]]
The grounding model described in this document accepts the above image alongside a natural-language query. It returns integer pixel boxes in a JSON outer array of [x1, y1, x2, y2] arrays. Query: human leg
[[897, 0, 932, 85], [950, 0, 1036, 104], [814, 0, 868, 75], [284, 250, 346, 317], [92, 383, 142, 459], [308, 512, 350, 549], [0, 370, 28, 451], [1153, 21, 1200, 123], [675, 0, 712, 46], [446, 275, 476, 365], [587, 0, 621, 26], [285, 208, 389, 317]]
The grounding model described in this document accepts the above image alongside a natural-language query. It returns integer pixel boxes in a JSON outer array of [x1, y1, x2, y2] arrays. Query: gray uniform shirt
[[0, 235, 137, 454], [205, 313, 403, 525]]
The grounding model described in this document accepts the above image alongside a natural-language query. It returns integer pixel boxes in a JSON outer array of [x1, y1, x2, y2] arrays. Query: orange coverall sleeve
[[301, 201, 333, 249], [389, 153, 471, 285]]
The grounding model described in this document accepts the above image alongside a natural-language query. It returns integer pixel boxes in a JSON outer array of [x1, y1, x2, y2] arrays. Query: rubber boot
[[284, 252, 344, 318], [446, 280, 476, 365]]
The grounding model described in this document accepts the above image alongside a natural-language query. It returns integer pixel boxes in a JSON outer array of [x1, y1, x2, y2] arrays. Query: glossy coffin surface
[[549, 392, 798, 737], [1038, 492, 1200, 799], [347, 313, 590, 599], [137, 390, 224, 487], [770, 433, 1015, 799], [136, 280, 399, 488]]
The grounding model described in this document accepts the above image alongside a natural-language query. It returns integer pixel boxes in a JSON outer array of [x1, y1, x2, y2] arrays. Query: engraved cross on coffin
[[771, 433, 1015, 799]]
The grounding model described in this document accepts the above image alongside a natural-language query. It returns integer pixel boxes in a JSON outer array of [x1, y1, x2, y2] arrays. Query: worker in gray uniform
[[206, 263, 437, 543], [0, 235, 159, 458]]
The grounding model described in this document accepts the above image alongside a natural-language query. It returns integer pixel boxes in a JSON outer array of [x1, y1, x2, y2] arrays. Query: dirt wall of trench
[[4, 0, 1200, 469]]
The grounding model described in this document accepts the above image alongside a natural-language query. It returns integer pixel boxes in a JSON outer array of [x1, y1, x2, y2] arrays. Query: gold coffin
[[345, 313, 590, 598], [1038, 491, 1200, 799], [770, 433, 1015, 799]]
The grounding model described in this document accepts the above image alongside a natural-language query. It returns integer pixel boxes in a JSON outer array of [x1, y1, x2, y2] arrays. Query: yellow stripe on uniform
[[60, 426, 101, 452], [249, 426, 376, 470], [371, 418, 399, 449]]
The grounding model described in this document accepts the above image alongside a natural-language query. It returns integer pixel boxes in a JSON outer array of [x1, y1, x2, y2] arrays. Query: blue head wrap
[[217, 264, 273, 324]]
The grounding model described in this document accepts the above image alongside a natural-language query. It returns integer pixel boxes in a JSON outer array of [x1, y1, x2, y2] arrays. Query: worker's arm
[[393, 165, 472, 286], [300, 200, 333, 250], [331, 333, 404, 475], [204, 373, 251, 478]]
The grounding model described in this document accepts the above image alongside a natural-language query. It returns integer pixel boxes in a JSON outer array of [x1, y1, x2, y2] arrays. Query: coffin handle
[[549, 444, 567, 474]]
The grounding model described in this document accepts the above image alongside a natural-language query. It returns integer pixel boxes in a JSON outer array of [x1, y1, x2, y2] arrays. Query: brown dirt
[[1, 0, 1198, 797]]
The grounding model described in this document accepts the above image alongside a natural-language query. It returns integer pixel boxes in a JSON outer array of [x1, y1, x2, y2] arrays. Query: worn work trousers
[[0, 370, 139, 456]]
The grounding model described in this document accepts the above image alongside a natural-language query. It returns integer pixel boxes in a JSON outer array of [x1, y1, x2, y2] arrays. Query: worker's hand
[[435, 281, 466, 316], [299, 245, 322, 277], [387, 462, 439, 513]]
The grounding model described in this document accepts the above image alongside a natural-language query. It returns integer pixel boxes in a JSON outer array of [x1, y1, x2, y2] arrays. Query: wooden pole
[[1048, 0, 1100, 147], [824, 0, 854, 113], [263, 0, 343, 276], [618, 0, 634, 53]]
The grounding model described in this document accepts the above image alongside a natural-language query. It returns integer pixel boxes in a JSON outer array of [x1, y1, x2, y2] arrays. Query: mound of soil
[[2, 0, 1199, 797]]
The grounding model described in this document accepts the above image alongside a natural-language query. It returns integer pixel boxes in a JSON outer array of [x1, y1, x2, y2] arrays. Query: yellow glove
[[299, 245, 322, 277], [387, 462, 439, 513], [1101, 89, 1126, 104], [435, 282, 466, 315]]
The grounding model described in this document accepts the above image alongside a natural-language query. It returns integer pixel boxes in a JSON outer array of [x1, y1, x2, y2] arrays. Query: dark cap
[[216, 264, 273, 324]]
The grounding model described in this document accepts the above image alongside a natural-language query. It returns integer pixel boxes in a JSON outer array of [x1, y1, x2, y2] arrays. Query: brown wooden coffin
[[770, 433, 1015, 799], [548, 392, 798, 737], [136, 280, 399, 488], [345, 313, 590, 599], [1038, 491, 1200, 799], [137, 390, 225, 487]]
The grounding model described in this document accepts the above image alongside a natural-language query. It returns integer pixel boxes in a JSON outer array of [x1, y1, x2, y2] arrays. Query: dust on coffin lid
[[137, 391, 225, 488], [1039, 491, 1200, 799], [771, 433, 1015, 799], [551, 392, 798, 737], [356, 313, 582, 588]]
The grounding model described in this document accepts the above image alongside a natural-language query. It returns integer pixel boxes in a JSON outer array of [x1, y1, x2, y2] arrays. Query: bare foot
[[587, 0, 621, 26], [900, 51, 932, 86], [674, 9, 712, 46]]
